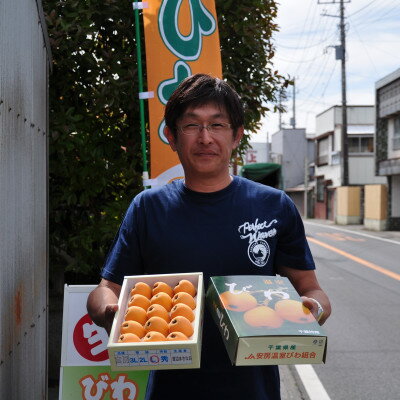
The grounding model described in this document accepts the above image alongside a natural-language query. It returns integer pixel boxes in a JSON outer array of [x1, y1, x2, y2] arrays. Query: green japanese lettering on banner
[[159, 0, 216, 61], [158, 61, 192, 105], [157, 61, 192, 144]]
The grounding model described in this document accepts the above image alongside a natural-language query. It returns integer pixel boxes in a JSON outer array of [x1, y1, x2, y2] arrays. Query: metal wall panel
[[349, 156, 387, 185], [378, 78, 400, 119], [0, 0, 48, 398], [282, 129, 307, 189]]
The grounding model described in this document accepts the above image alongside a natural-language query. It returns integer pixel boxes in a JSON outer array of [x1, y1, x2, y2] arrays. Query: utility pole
[[304, 156, 309, 218], [278, 90, 283, 131], [278, 88, 288, 131], [339, 0, 349, 186], [290, 78, 296, 129], [319, 0, 350, 186]]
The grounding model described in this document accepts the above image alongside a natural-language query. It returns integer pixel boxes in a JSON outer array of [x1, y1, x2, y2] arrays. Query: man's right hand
[[103, 303, 119, 335], [87, 279, 122, 335]]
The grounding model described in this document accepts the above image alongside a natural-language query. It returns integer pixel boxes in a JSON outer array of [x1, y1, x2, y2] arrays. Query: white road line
[[295, 364, 331, 400], [304, 220, 400, 246]]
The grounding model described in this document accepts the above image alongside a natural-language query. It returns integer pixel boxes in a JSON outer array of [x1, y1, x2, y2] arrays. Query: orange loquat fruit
[[173, 279, 197, 297], [172, 292, 196, 310], [142, 331, 166, 342], [150, 292, 173, 311], [128, 293, 151, 310], [144, 316, 169, 336], [124, 305, 147, 325], [169, 316, 194, 337], [147, 304, 170, 322], [120, 320, 145, 338], [118, 333, 141, 343], [130, 281, 152, 299], [152, 281, 174, 297], [170, 303, 195, 322], [166, 332, 189, 341]]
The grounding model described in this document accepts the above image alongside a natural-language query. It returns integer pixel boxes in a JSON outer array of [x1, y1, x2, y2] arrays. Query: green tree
[[217, 0, 289, 160], [44, 0, 288, 282], [45, 0, 144, 284]]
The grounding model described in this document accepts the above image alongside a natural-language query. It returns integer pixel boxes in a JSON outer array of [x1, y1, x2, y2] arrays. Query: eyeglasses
[[178, 122, 232, 136]]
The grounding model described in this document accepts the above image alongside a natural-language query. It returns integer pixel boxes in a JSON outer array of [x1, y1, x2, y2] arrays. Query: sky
[[251, 0, 400, 142]]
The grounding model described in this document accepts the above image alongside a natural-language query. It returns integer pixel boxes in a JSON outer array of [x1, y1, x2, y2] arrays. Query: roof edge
[[375, 68, 400, 90]]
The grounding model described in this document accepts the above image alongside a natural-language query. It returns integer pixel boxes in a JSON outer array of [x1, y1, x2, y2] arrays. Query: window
[[393, 116, 400, 150], [316, 177, 325, 202], [317, 137, 329, 165], [348, 136, 373, 153]]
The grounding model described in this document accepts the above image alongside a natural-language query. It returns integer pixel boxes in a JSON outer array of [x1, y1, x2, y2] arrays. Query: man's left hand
[[301, 296, 325, 325]]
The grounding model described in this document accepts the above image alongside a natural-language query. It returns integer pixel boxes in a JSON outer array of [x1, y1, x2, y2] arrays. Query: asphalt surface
[[280, 364, 308, 400], [280, 219, 400, 400]]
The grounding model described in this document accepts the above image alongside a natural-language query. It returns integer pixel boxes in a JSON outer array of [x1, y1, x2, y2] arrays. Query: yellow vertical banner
[[143, 0, 222, 186]]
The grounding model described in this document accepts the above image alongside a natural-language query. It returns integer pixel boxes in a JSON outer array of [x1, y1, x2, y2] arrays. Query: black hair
[[164, 74, 244, 137]]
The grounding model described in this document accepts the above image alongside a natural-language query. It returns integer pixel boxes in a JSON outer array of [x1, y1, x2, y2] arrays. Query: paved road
[[282, 221, 400, 400]]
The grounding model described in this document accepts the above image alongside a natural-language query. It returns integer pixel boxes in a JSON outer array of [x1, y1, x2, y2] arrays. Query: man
[[87, 74, 331, 399]]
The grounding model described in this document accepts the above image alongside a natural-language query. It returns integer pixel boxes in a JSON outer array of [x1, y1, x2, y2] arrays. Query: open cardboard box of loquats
[[206, 275, 327, 366], [108, 272, 204, 371]]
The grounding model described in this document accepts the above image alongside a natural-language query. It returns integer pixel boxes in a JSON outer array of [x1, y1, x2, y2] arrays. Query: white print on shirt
[[238, 218, 278, 267]]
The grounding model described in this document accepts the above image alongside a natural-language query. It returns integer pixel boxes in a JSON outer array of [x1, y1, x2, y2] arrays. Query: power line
[[275, 53, 327, 64], [366, 42, 400, 61], [277, 31, 336, 50], [293, 4, 324, 76], [320, 61, 338, 98], [292, 0, 315, 55], [349, 20, 378, 75], [348, 0, 400, 27], [298, 24, 338, 78], [348, 0, 379, 17], [296, 53, 335, 107], [273, 0, 400, 136], [358, 7, 400, 27]]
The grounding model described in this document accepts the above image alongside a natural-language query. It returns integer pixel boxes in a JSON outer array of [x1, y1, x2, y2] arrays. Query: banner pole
[[133, 0, 149, 188]]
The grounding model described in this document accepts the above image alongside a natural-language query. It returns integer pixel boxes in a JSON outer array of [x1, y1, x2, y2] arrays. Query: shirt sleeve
[[274, 192, 315, 271], [101, 196, 145, 285]]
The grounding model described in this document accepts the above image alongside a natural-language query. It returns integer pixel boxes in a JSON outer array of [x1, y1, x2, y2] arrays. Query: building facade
[[314, 105, 386, 220], [271, 128, 310, 190], [375, 68, 400, 230], [270, 128, 315, 217]]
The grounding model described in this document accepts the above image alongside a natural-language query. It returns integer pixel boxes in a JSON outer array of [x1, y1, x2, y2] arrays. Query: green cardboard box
[[206, 275, 327, 366]]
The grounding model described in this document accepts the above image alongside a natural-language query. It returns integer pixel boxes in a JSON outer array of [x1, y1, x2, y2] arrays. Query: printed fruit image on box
[[108, 273, 203, 371], [206, 275, 327, 366]]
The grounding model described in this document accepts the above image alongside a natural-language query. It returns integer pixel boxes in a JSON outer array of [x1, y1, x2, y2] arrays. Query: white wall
[[316, 107, 335, 135], [349, 157, 387, 185], [315, 164, 341, 187]]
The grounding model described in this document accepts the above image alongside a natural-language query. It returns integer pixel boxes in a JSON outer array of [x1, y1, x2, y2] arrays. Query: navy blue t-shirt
[[102, 176, 315, 400]]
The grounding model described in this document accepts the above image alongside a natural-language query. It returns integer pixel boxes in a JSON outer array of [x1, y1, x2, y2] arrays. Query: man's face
[[164, 103, 243, 180]]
